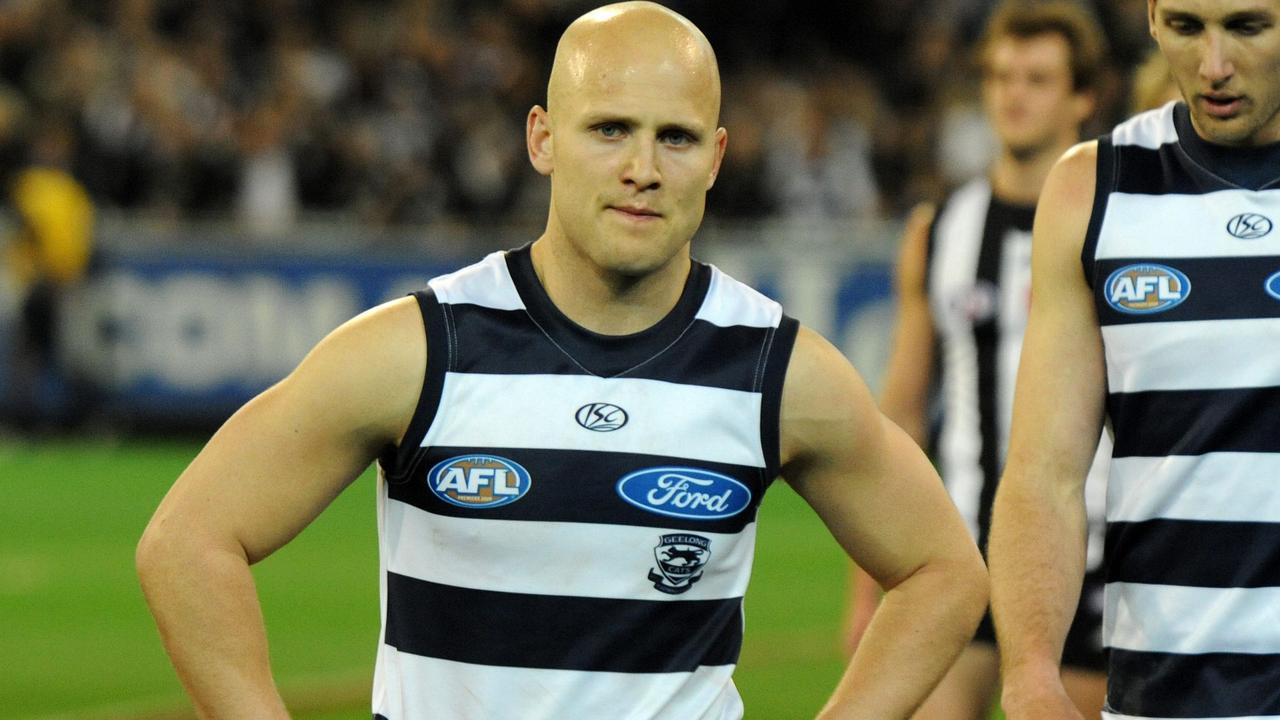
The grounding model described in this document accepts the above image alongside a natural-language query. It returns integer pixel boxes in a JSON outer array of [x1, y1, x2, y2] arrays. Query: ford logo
[[576, 402, 628, 431], [616, 467, 752, 520], [427, 455, 531, 509], [1227, 213, 1273, 239], [1266, 270, 1280, 301], [1104, 263, 1191, 314]]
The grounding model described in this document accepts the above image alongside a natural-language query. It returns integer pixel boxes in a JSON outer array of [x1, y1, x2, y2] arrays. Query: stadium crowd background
[[0, 0, 1155, 233], [0, 0, 1166, 431]]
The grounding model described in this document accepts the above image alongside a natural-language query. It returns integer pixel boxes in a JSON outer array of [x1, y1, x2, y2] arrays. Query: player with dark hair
[[137, 3, 987, 718], [845, 2, 1110, 718], [990, 1, 1280, 718]]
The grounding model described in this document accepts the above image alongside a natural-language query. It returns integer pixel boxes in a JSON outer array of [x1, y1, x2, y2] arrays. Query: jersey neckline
[[1173, 101, 1280, 191], [503, 243, 712, 378]]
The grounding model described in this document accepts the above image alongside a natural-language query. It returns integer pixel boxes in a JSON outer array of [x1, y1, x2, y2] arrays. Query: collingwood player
[[847, 2, 1110, 718], [990, 0, 1280, 718], [136, 3, 987, 718]]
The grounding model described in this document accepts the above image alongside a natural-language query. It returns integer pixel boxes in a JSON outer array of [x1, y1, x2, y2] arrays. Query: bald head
[[547, 2, 721, 121]]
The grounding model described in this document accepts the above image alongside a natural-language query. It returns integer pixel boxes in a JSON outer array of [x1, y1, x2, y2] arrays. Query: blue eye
[[662, 131, 694, 146], [596, 124, 625, 138]]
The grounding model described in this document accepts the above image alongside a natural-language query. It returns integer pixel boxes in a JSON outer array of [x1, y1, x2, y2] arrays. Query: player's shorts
[[973, 569, 1106, 672]]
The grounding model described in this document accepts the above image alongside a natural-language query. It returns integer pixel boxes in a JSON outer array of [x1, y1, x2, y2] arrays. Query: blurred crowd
[[0, 0, 1158, 234]]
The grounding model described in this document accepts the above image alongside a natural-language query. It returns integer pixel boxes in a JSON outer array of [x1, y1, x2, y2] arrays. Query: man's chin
[[1006, 138, 1052, 162], [597, 244, 688, 280], [1190, 107, 1262, 146]]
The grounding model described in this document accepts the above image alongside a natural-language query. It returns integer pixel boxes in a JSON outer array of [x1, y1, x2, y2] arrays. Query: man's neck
[[989, 141, 1074, 205], [529, 236, 691, 336]]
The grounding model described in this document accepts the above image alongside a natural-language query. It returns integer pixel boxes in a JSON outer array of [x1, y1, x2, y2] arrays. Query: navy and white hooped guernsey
[[1086, 101, 1280, 720], [372, 244, 798, 720]]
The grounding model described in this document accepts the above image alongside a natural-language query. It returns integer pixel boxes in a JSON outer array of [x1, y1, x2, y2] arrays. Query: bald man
[[137, 4, 986, 718]]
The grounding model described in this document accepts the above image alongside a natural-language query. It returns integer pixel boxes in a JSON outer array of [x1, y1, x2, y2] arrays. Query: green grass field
[[0, 437, 857, 719]]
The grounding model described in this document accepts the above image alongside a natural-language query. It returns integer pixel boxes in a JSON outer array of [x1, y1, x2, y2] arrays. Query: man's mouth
[[1201, 93, 1244, 119], [609, 205, 662, 219]]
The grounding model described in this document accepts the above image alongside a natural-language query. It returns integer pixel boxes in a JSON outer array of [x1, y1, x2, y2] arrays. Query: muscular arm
[[877, 202, 937, 445], [845, 203, 937, 655], [135, 297, 426, 718], [781, 327, 987, 719], [987, 143, 1107, 719]]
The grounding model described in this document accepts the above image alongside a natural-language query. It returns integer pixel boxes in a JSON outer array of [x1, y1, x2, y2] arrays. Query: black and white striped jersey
[[928, 177, 1109, 569], [371, 244, 798, 719], [1087, 101, 1280, 720]]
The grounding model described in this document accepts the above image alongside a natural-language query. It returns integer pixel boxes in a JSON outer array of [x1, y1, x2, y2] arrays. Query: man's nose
[[622, 137, 661, 190], [1199, 30, 1235, 86]]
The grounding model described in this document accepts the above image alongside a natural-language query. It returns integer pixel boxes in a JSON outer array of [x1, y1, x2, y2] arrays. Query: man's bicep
[[1005, 147, 1107, 482], [879, 204, 937, 441], [149, 297, 426, 562], [781, 328, 972, 589], [1006, 287, 1106, 479]]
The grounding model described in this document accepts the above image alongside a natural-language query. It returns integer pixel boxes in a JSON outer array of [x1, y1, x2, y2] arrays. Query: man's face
[[533, 51, 727, 278], [982, 33, 1087, 157], [1150, 0, 1280, 145]]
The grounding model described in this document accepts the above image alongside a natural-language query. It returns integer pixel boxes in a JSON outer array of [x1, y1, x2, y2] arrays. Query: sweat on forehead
[[546, 2, 721, 114]]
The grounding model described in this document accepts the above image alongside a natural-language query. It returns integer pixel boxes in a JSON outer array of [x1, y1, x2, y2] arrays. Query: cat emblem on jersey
[[649, 534, 711, 594]]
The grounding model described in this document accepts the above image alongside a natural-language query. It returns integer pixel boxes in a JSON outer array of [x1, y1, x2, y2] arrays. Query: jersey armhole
[[759, 314, 801, 485], [1081, 136, 1116, 289], [378, 288, 449, 484]]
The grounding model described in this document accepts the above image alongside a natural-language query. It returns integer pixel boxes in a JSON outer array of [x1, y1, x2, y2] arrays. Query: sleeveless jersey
[[929, 177, 1109, 572], [372, 244, 799, 720], [1086, 101, 1280, 720]]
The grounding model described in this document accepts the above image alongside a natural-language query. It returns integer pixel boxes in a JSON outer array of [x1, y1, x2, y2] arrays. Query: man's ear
[[706, 126, 728, 190], [527, 106, 554, 176]]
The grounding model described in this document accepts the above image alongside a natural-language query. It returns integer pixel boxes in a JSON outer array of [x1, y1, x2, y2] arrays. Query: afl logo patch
[[1266, 271, 1280, 301], [575, 402, 628, 432], [616, 467, 752, 520], [1105, 264, 1190, 314], [648, 533, 711, 595], [1227, 213, 1273, 239], [427, 455, 531, 509]]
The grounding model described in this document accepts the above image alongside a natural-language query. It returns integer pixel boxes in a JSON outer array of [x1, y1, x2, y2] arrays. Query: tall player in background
[[845, 2, 1109, 718], [990, 0, 1280, 718], [137, 3, 987, 718]]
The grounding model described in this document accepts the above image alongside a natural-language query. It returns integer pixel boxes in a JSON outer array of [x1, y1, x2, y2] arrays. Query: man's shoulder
[[1042, 141, 1100, 210], [329, 296, 427, 357]]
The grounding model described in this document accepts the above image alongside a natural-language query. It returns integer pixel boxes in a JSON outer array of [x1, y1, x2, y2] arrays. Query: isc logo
[[427, 455, 532, 509], [1105, 263, 1191, 314]]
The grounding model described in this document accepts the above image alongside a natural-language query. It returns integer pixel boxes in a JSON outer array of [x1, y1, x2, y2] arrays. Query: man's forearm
[[988, 472, 1088, 709], [819, 557, 986, 719], [137, 527, 289, 719]]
